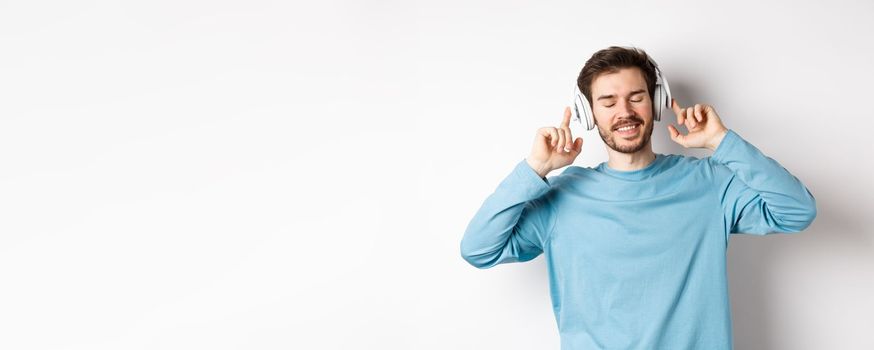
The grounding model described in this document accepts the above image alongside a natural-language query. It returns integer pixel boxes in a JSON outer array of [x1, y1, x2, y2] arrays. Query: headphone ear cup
[[573, 85, 596, 131], [659, 71, 672, 122], [652, 63, 672, 124], [583, 97, 595, 131], [572, 90, 583, 127]]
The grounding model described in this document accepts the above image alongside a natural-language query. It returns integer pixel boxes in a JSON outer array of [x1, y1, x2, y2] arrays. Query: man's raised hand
[[667, 99, 729, 151], [526, 107, 584, 178]]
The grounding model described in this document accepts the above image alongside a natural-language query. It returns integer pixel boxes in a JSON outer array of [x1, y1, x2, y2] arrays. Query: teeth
[[617, 124, 638, 132]]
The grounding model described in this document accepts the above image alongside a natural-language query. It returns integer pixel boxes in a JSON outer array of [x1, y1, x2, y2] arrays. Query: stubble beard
[[597, 118, 654, 154]]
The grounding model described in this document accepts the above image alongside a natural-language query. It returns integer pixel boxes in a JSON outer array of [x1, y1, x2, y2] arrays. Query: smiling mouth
[[613, 123, 641, 137]]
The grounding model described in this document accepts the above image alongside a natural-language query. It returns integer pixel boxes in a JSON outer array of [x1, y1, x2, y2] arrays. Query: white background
[[1, 1, 873, 349]]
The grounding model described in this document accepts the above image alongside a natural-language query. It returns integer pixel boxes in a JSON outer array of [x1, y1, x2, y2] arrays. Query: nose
[[617, 99, 635, 118]]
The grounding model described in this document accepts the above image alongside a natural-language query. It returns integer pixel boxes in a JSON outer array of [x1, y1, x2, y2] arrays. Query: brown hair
[[577, 46, 657, 107]]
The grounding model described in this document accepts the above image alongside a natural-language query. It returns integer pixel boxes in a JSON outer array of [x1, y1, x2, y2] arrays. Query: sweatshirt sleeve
[[460, 159, 559, 269], [710, 129, 817, 236]]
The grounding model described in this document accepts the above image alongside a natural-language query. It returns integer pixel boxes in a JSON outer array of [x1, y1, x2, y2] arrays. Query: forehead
[[591, 67, 648, 95]]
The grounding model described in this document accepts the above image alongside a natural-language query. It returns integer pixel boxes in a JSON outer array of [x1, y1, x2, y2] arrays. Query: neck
[[605, 143, 656, 171]]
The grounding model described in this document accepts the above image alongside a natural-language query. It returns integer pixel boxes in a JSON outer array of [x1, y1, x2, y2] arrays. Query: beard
[[596, 116, 654, 154]]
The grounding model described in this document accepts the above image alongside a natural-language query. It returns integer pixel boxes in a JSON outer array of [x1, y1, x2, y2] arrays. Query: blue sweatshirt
[[460, 130, 817, 349]]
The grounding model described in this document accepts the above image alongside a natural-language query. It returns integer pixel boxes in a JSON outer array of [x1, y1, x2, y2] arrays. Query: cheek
[[592, 112, 610, 126], [636, 103, 654, 119]]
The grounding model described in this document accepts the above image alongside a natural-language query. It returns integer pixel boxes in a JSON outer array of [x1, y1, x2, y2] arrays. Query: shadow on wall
[[662, 79, 872, 349], [726, 189, 869, 349]]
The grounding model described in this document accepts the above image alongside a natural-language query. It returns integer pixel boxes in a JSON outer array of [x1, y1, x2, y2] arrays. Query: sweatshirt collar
[[596, 153, 667, 181]]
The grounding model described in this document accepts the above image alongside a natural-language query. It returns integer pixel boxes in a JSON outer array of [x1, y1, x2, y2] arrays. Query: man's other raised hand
[[526, 107, 584, 178]]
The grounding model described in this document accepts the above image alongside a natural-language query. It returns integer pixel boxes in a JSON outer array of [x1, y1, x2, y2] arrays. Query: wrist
[[525, 158, 551, 178], [707, 128, 729, 151]]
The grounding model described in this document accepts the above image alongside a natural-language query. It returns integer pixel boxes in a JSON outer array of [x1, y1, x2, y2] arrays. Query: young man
[[459, 46, 817, 349]]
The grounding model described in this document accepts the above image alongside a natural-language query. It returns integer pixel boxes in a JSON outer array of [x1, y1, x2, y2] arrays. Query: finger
[[561, 107, 571, 128], [667, 125, 686, 146], [671, 98, 685, 125], [685, 107, 697, 129], [690, 108, 699, 128], [562, 127, 573, 151], [694, 104, 704, 123], [555, 127, 566, 152], [705, 104, 716, 116], [537, 127, 550, 143], [539, 127, 557, 147], [573, 137, 583, 153], [667, 124, 679, 140], [704, 104, 718, 121], [548, 128, 558, 147]]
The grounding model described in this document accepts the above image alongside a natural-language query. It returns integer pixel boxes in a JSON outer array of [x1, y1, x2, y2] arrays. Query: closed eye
[[604, 98, 643, 108]]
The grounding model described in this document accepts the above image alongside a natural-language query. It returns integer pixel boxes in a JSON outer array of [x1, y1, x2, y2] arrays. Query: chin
[[599, 123, 654, 154], [610, 139, 648, 154]]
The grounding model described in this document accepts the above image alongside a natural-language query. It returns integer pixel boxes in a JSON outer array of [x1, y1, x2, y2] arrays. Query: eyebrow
[[596, 89, 647, 101]]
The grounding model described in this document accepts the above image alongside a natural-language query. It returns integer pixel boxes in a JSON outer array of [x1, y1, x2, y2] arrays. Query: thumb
[[667, 125, 687, 146], [573, 137, 583, 153]]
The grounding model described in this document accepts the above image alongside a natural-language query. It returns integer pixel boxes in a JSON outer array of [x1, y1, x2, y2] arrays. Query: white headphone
[[571, 54, 673, 130]]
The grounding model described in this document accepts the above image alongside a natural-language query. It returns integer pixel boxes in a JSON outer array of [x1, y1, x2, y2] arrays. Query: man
[[459, 46, 817, 349]]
